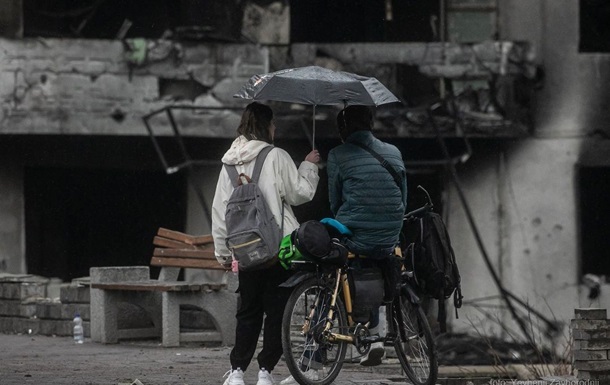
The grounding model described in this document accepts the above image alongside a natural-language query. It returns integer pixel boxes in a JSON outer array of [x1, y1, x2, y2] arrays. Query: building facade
[[1, 0, 609, 349]]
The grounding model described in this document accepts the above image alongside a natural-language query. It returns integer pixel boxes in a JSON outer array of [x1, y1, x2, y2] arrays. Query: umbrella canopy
[[234, 66, 401, 149], [233, 66, 401, 107]]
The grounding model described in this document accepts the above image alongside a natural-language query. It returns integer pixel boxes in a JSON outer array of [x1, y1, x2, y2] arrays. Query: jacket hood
[[221, 136, 271, 165]]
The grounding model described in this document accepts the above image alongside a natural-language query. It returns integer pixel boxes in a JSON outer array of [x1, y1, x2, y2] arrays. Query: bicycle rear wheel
[[389, 295, 438, 385], [281, 277, 348, 385]]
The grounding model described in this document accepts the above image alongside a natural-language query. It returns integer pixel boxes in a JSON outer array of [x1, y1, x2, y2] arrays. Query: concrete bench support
[[162, 289, 237, 347], [90, 266, 237, 347]]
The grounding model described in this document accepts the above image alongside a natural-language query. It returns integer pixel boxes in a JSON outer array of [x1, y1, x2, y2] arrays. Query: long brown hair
[[237, 102, 273, 143]]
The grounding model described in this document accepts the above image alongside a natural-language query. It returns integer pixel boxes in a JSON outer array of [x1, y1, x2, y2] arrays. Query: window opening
[[579, 0, 610, 53], [23, 0, 243, 41], [579, 166, 610, 277]]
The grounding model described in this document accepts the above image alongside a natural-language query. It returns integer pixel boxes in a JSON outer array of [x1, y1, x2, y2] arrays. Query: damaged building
[[0, 0, 609, 352]]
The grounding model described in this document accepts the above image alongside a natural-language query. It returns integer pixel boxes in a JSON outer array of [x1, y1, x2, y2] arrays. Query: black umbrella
[[234, 66, 401, 147]]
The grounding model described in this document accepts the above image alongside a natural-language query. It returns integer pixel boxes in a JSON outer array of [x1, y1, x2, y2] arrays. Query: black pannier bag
[[405, 211, 463, 333], [348, 266, 385, 324]]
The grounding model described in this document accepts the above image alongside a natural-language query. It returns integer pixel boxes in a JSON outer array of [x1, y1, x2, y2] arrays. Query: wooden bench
[[90, 228, 237, 347]]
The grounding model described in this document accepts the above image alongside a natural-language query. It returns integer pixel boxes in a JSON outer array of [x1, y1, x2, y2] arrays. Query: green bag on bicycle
[[278, 233, 304, 270]]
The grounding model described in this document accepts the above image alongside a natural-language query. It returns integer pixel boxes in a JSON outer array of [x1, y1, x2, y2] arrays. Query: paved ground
[[0, 333, 412, 385]]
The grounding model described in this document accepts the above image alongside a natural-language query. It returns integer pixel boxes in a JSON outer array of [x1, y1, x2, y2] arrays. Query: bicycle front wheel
[[389, 295, 438, 385], [281, 277, 348, 385]]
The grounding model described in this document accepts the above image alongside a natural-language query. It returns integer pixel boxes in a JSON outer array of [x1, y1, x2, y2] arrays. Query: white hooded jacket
[[211, 136, 320, 265]]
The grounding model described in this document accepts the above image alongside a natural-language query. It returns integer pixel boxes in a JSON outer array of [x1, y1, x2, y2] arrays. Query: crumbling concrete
[[0, 38, 268, 137]]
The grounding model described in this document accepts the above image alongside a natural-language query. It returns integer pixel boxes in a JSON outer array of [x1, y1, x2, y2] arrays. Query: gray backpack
[[224, 146, 282, 271]]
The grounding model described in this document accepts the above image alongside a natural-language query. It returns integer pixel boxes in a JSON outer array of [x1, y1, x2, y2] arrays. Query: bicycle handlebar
[[403, 185, 434, 222], [403, 203, 433, 222]]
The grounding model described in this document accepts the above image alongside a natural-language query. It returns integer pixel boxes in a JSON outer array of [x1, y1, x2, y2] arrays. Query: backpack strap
[[224, 145, 274, 188], [252, 146, 285, 236], [251, 145, 274, 183], [225, 164, 240, 188]]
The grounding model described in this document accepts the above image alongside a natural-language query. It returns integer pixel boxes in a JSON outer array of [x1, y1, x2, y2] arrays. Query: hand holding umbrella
[[305, 149, 321, 164]]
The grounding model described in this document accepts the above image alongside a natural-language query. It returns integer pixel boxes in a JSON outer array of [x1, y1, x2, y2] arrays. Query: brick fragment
[[59, 285, 90, 304], [37, 319, 90, 337], [571, 319, 609, 330], [574, 339, 610, 350], [574, 360, 610, 371], [573, 328, 610, 340], [576, 308, 608, 320], [0, 281, 46, 300], [573, 349, 608, 361], [35, 303, 90, 321], [20, 303, 37, 318], [0, 316, 17, 332], [0, 300, 23, 316]]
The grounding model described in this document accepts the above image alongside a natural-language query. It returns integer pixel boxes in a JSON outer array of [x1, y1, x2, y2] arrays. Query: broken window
[[579, 166, 610, 276], [446, 0, 498, 43], [290, 0, 440, 43], [23, 0, 243, 41], [579, 0, 610, 53]]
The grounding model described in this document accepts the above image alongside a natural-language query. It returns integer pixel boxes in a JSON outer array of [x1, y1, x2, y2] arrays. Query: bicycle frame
[[319, 267, 354, 344], [282, 187, 438, 385], [308, 248, 406, 346]]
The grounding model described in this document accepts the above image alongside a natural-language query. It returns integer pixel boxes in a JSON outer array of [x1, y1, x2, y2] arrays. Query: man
[[281, 105, 406, 385], [328, 105, 407, 366]]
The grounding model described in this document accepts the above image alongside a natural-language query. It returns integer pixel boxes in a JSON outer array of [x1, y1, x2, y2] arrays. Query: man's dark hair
[[237, 102, 274, 143], [337, 105, 373, 140]]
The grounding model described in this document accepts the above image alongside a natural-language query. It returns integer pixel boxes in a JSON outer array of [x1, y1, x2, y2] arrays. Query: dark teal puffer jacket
[[327, 130, 407, 253]]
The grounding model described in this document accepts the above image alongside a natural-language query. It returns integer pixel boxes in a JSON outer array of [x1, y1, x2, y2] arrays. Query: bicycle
[[280, 188, 438, 385]]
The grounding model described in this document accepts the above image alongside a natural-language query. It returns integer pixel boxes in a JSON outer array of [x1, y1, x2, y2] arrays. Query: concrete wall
[[450, 0, 610, 344], [449, 139, 581, 339], [0, 38, 267, 137]]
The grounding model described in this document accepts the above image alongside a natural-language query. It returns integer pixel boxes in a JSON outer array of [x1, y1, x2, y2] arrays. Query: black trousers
[[230, 261, 293, 372]]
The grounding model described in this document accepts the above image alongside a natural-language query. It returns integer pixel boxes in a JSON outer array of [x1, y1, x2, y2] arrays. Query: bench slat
[[187, 234, 214, 246], [91, 280, 226, 292], [157, 228, 214, 246], [151, 256, 228, 270], [153, 236, 200, 250], [153, 248, 216, 259]]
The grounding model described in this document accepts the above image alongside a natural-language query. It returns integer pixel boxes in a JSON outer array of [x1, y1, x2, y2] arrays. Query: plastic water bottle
[[73, 313, 84, 344]]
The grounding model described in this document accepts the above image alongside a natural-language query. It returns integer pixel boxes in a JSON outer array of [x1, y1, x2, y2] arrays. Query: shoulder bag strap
[[350, 141, 402, 188]]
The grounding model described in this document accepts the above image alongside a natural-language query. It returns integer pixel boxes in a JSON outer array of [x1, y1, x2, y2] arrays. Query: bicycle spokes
[[282, 279, 348, 385], [391, 297, 437, 385]]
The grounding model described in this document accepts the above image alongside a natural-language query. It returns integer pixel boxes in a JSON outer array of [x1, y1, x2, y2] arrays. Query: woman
[[212, 102, 320, 385]]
